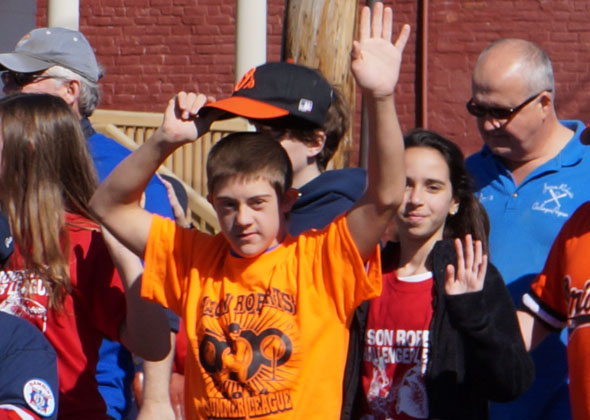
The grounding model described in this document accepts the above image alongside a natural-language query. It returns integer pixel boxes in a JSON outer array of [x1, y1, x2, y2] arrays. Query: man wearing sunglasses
[[0, 28, 178, 420], [465, 39, 589, 420]]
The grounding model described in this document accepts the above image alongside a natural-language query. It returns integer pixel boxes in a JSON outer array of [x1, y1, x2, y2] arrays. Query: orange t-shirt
[[142, 215, 381, 420], [524, 202, 590, 420]]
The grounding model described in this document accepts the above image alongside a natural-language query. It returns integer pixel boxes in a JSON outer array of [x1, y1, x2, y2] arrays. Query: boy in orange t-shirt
[[89, 5, 410, 419], [519, 201, 590, 420]]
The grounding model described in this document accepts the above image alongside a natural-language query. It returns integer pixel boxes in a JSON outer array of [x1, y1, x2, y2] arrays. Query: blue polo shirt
[[466, 119, 587, 420]]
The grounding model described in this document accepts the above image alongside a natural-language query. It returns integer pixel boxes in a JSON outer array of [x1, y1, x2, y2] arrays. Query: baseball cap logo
[[234, 67, 256, 92], [16, 33, 31, 47], [298, 99, 314, 113]]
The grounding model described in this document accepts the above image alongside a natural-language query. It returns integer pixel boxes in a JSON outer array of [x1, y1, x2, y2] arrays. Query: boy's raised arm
[[89, 92, 216, 257], [346, 4, 410, 260]]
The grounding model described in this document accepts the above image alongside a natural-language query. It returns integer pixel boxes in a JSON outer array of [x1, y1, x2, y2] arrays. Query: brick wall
[[36, 0, 590, 158]]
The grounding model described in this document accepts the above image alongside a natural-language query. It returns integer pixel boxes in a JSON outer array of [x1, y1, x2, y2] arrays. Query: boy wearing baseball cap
[[90, 4, 410, 419], [201, 61, 365, 236]]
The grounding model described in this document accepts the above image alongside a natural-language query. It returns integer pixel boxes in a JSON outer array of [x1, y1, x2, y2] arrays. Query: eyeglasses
[[466, 90, 551, 120], [0, 71, 61, 87]]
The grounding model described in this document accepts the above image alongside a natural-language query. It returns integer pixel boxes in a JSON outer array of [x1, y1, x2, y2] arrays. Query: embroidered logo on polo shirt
[[532, 183, 573, 218], [23, 379, 55, 417]]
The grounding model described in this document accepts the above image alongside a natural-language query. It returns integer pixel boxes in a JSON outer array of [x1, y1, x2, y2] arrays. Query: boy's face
[[254, 124, 324, 176], [210, 177, 292, 258]]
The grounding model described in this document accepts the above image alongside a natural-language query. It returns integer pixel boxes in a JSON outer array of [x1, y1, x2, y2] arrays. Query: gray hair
[[477, 39, 555, 97], [44, 65, 102, 117]]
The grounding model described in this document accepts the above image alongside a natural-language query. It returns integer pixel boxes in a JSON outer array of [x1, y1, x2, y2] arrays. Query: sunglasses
[[0, 71, 60, 87], [466, 90, 551, 120]]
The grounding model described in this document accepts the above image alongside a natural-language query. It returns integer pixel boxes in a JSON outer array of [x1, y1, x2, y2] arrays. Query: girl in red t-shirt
[[355, 129, 533, 420], [0, 93, 170, 420]]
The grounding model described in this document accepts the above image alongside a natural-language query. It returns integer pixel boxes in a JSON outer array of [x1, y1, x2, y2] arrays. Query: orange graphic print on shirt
[[196, 290, 300, 418]]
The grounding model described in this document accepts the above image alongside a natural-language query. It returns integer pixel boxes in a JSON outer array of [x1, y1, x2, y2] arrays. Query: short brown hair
[[206, 132, 293, 199]]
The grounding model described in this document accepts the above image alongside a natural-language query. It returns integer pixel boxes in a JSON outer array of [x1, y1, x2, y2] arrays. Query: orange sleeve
[[141, 215, 222, 315], [525, 204, 590, 329], [529, 225, 568, 320], [301, 215, 382, 322]]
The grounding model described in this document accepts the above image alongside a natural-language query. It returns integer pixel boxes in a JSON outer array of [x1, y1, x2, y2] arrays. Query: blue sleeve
[[86, 132, 174, 218]]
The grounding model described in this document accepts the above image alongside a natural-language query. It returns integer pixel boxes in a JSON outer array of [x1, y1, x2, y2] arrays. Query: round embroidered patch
[[22, 379, 55, 417]]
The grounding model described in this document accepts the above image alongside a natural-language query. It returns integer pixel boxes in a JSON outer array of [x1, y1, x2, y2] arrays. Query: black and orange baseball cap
[[200, 62, 333, 129]]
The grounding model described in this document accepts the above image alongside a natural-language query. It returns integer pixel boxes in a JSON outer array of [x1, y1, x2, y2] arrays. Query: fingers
[[358, 6, 371, 42], [463, 234, 474, 271], [382, 6, 393, 42], [370, 2, 384, 40], [478, 253, 488, 285], [359, 3, 396, 42], [175, 91, 208, 120], [395, 24, 411, 52], [452, 235, 487, 293], [444, 263, 456, 293], [454, 237, 466, 283]]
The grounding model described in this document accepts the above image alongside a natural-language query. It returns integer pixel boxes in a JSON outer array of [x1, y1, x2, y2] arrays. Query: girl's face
[[395, 146, 459, 244]]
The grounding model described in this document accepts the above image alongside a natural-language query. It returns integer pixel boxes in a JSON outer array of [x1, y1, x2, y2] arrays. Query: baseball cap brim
[[200, 97, 289, 120], [0, 52, 54, 74]]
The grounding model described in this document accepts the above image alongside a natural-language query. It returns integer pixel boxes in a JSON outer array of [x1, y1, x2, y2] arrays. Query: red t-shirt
[[0, 213, 126, 420], [362, 269, 433, 420]]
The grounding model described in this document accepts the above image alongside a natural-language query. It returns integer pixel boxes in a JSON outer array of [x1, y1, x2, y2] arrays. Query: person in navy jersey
[[0, 211, 58, 420], [465, 38, 590, 420], [0, 28, 176, 420]]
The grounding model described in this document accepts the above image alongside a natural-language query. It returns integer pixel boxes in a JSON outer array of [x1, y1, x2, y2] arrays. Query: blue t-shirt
[[466, 119, 587, 420], [85, 123, 174, 420]]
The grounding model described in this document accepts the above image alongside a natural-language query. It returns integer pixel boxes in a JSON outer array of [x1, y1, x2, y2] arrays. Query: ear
[[539, 91, 553, 116], [280, 188, 300, 213], [62, 79, 82, 113], [449, 197, 460, 216], [305, 130, 327, 158]]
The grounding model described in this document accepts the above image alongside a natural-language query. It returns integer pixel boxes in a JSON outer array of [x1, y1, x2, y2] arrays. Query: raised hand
[[351, 3, 411, 98], [445, 234, 488, 295], [159, 92, 221, 144]]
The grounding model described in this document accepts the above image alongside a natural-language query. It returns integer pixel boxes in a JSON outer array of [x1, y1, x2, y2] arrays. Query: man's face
[[211, 177, 287, 258], [2, 70, 67, 99], [470, 55, 547, 165]]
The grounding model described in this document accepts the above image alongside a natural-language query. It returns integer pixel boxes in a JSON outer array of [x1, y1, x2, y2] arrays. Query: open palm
[[351, 3, 411, 98]]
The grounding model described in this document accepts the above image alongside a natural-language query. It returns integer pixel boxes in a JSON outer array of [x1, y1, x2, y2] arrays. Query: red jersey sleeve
[[71, 227, 127, 341]]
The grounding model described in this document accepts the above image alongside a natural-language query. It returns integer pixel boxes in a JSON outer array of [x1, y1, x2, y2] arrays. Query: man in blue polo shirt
[[465, 38, 589, 420]]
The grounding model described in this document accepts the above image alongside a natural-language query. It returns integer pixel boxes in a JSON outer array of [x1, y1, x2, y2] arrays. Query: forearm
[[517, 309, 551, 351], [120, 273, 171, 361], [137, 333, 176, 420], [364, 92, 405, 211]]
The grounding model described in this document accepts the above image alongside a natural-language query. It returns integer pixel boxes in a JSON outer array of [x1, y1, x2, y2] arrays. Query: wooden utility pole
[[283, 0, 358, 169]]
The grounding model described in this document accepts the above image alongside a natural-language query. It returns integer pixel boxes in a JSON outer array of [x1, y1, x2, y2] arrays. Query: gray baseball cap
[[0, 27, 101, 82]]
